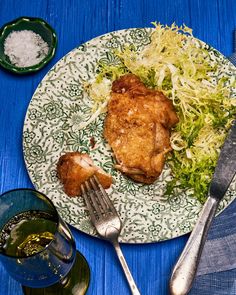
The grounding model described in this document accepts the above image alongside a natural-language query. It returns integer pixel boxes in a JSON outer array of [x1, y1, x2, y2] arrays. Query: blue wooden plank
[[0, 0, 235, 294]]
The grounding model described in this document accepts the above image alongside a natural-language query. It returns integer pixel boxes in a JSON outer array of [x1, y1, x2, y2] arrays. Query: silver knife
[[228, 29, 236, 66], [169, 120, 236, 295]]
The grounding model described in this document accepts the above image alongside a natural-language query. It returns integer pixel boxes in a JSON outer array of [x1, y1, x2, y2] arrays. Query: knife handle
[[169, 197, 219, 295]]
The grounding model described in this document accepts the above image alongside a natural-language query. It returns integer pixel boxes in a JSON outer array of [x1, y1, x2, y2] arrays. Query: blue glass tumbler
[[0, 189, 90, 294]]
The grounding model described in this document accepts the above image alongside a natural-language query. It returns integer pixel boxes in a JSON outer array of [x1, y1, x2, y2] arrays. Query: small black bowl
[[0, 17, 57, 74]]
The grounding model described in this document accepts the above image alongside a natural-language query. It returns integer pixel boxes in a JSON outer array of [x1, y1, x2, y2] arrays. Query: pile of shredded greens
[[85, 23, 236, 203]]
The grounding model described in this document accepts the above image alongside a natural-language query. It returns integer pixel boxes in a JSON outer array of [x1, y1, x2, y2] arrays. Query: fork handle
[[112, 240, 141, 295]]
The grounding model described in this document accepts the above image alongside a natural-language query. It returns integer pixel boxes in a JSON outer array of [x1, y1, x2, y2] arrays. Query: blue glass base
[[22, 251, 90, 295]]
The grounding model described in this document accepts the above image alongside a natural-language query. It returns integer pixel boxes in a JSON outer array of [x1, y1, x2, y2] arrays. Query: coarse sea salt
[[4, 30, 49, 67]]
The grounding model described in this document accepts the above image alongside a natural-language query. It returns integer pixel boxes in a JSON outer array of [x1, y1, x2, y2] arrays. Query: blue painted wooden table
[[0, 0, 235, 294]]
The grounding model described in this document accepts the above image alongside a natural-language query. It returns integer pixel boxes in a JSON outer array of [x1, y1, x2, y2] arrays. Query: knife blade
[[209, 121, 236, 199], [169, 120, 236, 295], [228, 29, 236, 66]]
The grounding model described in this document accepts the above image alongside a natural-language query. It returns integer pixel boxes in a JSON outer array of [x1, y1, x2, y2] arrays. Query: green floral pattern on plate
[[23, 28, 236, 243]]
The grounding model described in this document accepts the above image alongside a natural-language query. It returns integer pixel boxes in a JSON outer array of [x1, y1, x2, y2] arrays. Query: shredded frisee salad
[[84, 23, 236, 203]]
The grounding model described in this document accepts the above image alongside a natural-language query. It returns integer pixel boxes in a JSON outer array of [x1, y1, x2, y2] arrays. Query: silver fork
[[81, 175, 141, 295]]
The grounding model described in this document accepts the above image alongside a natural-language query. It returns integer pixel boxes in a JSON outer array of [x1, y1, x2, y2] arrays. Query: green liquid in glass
[[0, 211, 57, 257]]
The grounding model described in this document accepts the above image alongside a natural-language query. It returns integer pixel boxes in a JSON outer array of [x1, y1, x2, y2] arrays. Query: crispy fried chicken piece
[[57, 152, 112, 197], [104, 74, 179, 184]]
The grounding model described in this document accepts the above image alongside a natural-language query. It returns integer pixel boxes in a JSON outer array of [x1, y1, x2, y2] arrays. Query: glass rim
[[0, 188, 60, 259]]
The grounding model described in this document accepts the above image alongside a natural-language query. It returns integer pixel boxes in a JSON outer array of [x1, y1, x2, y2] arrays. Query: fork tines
[[81, 175, 117, 222]]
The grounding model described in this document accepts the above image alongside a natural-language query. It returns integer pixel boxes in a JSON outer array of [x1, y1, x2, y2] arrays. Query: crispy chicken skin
[[57, 152, 112, 197], [104, 74, 179, 184]]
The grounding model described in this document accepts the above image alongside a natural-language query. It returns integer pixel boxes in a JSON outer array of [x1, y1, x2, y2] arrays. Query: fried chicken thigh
[[104, 74, 179, 184], [57, 152, 112, 197]]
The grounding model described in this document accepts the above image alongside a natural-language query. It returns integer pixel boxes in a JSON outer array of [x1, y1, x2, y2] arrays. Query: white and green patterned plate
[[23, 28, 236, 243]]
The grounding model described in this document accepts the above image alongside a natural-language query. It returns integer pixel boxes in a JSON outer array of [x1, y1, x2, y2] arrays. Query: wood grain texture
[[0, 0, 235, 294]]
